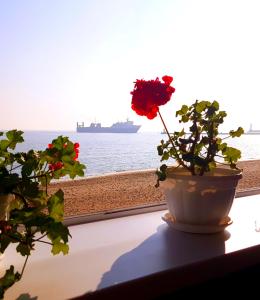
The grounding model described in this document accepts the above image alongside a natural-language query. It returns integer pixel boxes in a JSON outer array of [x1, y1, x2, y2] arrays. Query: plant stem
[[27, 173, 49, 180], [200, 119, 216, 175], [189, 102, 200, 175], [35, 240, 53, 246], [20, 255, 29, 278], [35, 233, 48, 241], [10, 164, 22, 172], [158, 110, 186, 169], [221, 135, 232, 140]]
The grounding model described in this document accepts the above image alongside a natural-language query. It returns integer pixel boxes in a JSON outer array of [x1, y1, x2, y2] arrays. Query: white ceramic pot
[[160, 167, 242, 226]]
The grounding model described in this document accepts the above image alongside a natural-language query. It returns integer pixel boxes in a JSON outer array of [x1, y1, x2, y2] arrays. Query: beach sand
[[48, 160, 260, 217]]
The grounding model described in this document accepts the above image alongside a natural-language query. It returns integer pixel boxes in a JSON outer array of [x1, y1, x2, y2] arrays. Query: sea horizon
[[3, 131, 260, 177]]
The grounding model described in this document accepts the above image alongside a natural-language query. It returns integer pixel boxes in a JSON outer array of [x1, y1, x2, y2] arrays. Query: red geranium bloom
[[162, 75, 173, 85], [48, 144, 53, 149], [131, 76, 175, 119], [73, 142, 80, 160], [49, 161, 64, 171]]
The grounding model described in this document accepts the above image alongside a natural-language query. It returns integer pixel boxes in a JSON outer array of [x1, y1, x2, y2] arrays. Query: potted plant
[[0, 130, 85, 298], [131, 76, 243, 233]]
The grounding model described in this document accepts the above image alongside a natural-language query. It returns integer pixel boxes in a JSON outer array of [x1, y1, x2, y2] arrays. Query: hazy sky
[[1, 0, 260, 132]]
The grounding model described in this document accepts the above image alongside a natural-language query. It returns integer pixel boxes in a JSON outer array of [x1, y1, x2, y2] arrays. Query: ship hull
[[77, 125, 141, 133]]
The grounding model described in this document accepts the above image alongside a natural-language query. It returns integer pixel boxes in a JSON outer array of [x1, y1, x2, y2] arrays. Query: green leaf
[[0, 140, 10, 151], [181, 115, 189, 123], [218, 142, 227, 151], [219, 111, 227, 117], [229, 127, 244, 138], [51, 240, 69, 255], [176, 105, 189, 116], [63, 162, 85, 179], [21, 163, 34, 177], [6, 130, 24, 143], [195, 101, 208, 113], [5, 130, 24, 150], [51, 136, 69, 150], [156, 164, 168, 185], [223, 147, 241, 163], [0, 266, 21, 299], [16, 243, 32, 256], [157, 145, 163, 156], [61, 155, 72, 163], [47, 222, 71, 244], [160, 164, 167, 172], [48, 190, 64, 222], [212, 100, 219, 110], [161, 152, 169, 161]]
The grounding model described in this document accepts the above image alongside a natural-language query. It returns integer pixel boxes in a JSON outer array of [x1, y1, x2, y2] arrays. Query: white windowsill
[[3, 191, 260, 299]]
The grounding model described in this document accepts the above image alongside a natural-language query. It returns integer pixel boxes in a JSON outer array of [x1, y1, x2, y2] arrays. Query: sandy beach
[[48, 160, 260, 217]]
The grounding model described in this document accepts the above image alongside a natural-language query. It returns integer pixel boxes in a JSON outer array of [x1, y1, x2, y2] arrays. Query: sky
[[1, 0, 260, 132]]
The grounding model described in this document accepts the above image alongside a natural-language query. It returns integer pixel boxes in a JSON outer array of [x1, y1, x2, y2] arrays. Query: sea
[[14, 131, 260, 177]]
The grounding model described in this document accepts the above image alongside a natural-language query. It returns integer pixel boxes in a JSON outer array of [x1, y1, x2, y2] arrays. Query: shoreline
[[48, 160, 260, 217], [54, 158, 260, 183]]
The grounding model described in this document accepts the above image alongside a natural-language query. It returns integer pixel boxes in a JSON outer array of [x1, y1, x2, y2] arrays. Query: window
[[1, 0, 260, 218]]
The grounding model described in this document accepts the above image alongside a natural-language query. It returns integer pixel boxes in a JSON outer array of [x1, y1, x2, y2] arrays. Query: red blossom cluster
[[74, 142, 79, 161], [49, 161, 63, 171], [131, 75, 175, 119], [47, 143, 62, 171], [47, 142, 80, 172]]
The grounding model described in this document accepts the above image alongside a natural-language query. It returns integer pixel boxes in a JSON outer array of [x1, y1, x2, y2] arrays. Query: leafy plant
[[130, 76, 244, 184], [0, 130, 86, 298]]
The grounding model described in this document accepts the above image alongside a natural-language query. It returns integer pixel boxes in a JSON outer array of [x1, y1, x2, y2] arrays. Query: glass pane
[[1, 0, 260, 217]]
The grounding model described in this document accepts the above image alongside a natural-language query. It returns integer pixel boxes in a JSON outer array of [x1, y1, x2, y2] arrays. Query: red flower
[[73, 142, 80, 161], [49, 161, 64, 171], [162, 75, 173, 85], [48, 144, 53, 149], [131, 76, 175, 119]]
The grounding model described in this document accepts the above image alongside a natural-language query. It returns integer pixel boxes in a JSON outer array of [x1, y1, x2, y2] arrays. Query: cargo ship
[[76, 120, 141, 133]]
